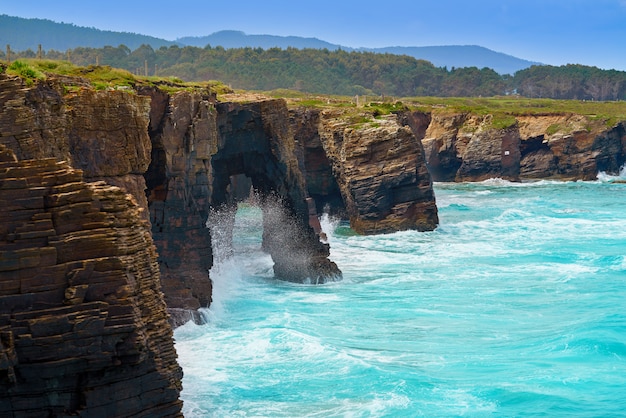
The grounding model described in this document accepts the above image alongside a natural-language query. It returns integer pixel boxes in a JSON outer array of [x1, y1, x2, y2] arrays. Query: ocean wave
[[177, 180, 626, 417], [596, 164, 626, 182]]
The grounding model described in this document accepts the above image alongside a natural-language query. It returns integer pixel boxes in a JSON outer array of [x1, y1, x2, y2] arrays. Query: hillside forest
[[3, 43, 626, 101]]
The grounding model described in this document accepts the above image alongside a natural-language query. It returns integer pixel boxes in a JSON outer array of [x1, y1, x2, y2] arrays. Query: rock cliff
[[293, 107, 439, 234], [290, 108, 344, 217], [141, 90, 342, 317], [0, 147, 182, 416], [0, 73, 342, 326], [0, 73, 152, 213], [211, 100, 341, 283], [418, 112, 626, 181], [138, 87, 216, 326]]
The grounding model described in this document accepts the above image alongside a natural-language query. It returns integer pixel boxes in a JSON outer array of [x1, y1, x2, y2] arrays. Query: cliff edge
[[418, 112, 626, 182]]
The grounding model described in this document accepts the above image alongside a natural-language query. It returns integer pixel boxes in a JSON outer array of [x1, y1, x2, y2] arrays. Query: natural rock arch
[[210, 101, 340, 283], [142, 93, 341, 325]]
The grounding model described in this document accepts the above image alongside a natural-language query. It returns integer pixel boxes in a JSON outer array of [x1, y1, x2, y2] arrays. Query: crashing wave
[[596, 164, 626, 183]]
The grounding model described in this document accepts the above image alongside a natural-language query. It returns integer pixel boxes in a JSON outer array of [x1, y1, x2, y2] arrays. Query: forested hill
[[9, 44, 626, 101], [177, 31, 539, 75], [3, 14, 626, 100], [2, 14, 536, 74]]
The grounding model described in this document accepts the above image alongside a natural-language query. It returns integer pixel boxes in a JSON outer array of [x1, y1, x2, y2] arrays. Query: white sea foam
[[319, 212, 341, 242], [597, 164, 626, 182], [176, 180, 626, 417]]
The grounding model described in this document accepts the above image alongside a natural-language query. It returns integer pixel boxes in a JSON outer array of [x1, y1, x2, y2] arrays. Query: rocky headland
[[1, 62, 625, 415], [292, 107, 438, 234], [416, 111, 625, 182]]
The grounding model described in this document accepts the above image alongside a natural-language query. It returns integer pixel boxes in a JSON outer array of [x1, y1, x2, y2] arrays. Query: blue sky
[[3, 0, 626, 70]]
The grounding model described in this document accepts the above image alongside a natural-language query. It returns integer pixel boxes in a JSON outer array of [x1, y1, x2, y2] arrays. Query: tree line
[[4, 44, 626, 100]]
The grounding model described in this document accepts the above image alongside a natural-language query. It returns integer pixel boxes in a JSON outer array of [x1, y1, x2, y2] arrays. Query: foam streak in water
[[178, 180, 626, 417]]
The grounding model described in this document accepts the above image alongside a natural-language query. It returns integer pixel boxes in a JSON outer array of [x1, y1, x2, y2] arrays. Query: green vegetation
[[364, 101, 408, 117], [3, 58, 626, 129], [6, 43, 626, 101], [546, 124, 562, 135], [3, 15, 626, 101], [0, 45, 518, 98], [2, 58, 232, 95], [6, 60, 46, 85], [11, 44, 620, 101], [403, 96, 626, 127]]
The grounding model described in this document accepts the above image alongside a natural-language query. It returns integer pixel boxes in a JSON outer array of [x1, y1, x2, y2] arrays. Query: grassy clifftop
[[4, 59, 626, 129], [269, 90, 626, 129], [1, 59, 232, 95]]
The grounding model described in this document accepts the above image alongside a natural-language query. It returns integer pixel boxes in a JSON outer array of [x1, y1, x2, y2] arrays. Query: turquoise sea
[[175, 171, 626, 417]]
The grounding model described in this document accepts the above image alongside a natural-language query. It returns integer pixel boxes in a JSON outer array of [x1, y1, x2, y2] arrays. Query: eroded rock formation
[[310, 110, 438, 234], [419, 112, 626, 181], [139, 87, 216, 326], [0, 147, 182, 416], [211, 100, 341, 282], [517, 115, 626, 180], [138, 90, 341, 321], [1, 73, 345, 327], [290, 107, 344, 217], [0, 74, 152, 214]]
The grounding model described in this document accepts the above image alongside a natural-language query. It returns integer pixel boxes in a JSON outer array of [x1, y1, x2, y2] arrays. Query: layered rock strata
[[139, 88, 216, 326], [0, 74, 152, 214], [0, 148, 182, 417], [419, 112, 626, 181], [316, 110, 439, 234], [290, 108, 345, 216]]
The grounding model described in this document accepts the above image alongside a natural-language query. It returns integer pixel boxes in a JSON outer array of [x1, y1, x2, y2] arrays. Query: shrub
[[7, 60, 46, 85]]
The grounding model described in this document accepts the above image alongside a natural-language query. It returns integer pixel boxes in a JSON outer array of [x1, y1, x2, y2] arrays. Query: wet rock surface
[[211, 100, 341, 283]]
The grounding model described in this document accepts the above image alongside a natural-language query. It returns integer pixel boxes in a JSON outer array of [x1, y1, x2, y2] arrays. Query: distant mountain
[[364, 46, 541, 76], [177, 30, 342, 51], [178, 31, 539, 75], [1, 14, 540, 74], [0, 15, 178, 52]]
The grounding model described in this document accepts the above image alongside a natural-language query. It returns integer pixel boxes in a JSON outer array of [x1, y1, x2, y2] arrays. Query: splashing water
[[177, 179, 626, 417], [597, 164, 626, 183]]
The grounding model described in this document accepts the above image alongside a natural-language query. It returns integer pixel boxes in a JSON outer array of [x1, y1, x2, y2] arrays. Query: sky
[[3, 0, 626, 71]]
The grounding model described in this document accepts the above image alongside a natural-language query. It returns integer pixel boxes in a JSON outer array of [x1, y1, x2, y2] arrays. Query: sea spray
[[177, 180, 626, 417], [597, 163, 626, 182], [204, 201, 272, 321]]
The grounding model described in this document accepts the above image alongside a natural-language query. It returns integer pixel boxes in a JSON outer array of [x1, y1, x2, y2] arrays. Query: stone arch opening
[[209, 101, 340, 283]]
